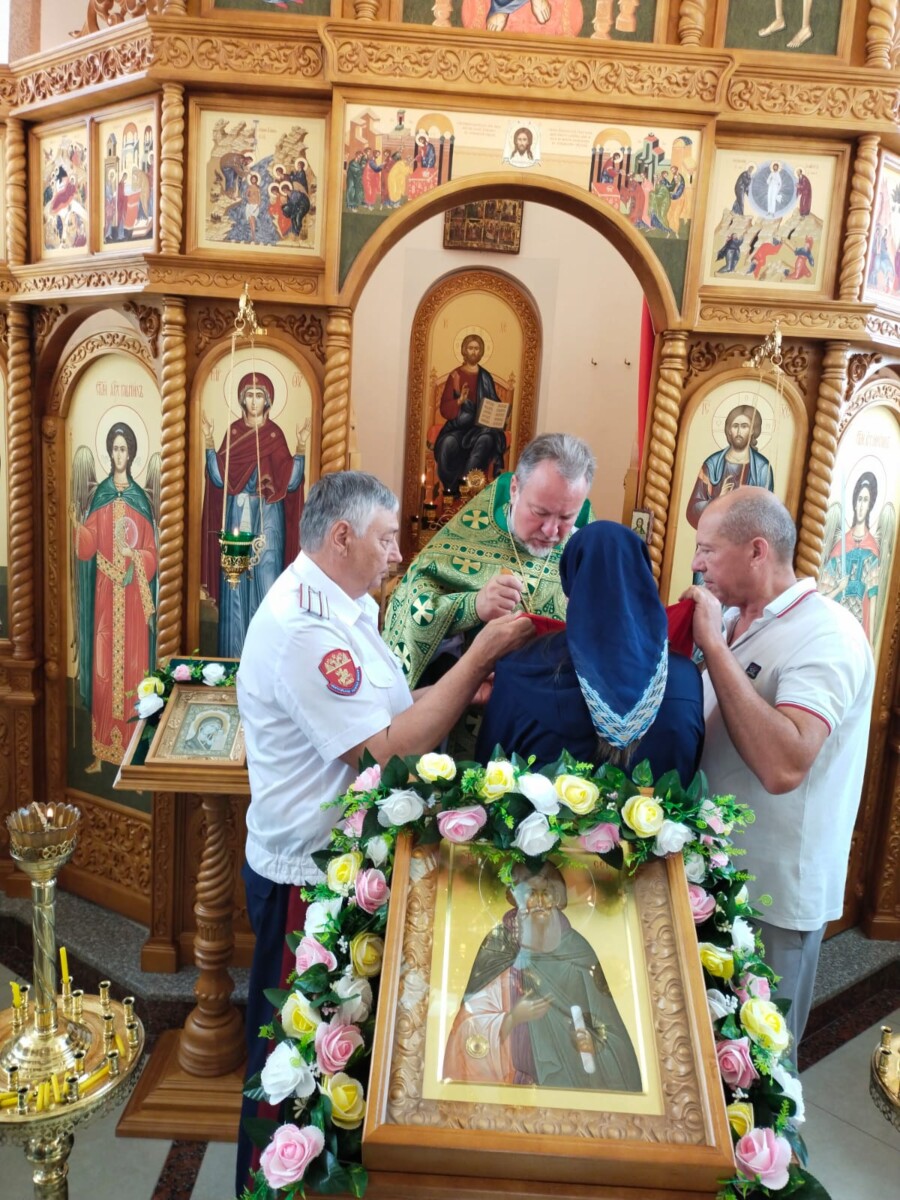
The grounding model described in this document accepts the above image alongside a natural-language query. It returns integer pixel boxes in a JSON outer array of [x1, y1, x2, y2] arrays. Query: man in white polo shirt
[[235, 470, 533, 1194], [684, 487, 874, 1050]]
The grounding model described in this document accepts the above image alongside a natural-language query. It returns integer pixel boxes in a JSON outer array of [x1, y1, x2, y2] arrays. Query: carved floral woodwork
[[697, 302, 870, 338], [64, 793, 152, 921], [71, 0, 154, 39], [124, 301, 162, 358], [794, 342, 849, 581], [725, 69, 900, 129], [151, 22, 325, 86], [640, 330, 686, 579], [839, 136, 880, 303], [321, 308, 352, 476], [194, 306, 326, 363], [33, 306, 69, 358], [683, 338, 810, 391]]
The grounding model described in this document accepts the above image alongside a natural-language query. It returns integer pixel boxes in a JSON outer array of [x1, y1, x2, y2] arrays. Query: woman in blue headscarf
[[475, 521, 703, 783]]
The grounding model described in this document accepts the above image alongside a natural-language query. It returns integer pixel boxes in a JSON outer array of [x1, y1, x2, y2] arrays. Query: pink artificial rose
[[437, 805, 488, 844], [355, 868, 390, 914], [706, 811, 725, 835], [732, 972, 771, 1005], [315, 1019, 364, 1074], [716, 1037, 759, 1089], [295, 936, 338, 977], [342, 808, 366, 838], [734, 1127, 792, 1191], [172, 663, 192, 682], [710, 850, 729, 869], [260, 1123, 325, 1189], [688, 884, 716, 925], [351, 764, 382, 792], [579, 822, 621, 854]]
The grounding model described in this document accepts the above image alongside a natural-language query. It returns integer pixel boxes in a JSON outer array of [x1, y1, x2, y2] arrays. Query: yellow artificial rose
[[553, 774, 600, 816], [726, 1101, 755, 1138], [281, 991, 322, 1038], [322, 1071, 366, 1129], [137, 676, 164, 698], [740, 997, 791, 1055], [416, 753, 457, 783], [621, 793, 664, 837], [326, 850, 363, 894], [697, 942, 735, 981], [480, 760, 517, 801], [349, 932, 384, 978]]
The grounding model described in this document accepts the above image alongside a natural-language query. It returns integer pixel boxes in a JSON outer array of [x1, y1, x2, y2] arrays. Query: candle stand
[[0, 802, 146, 1199], [871, 1023, 900, 1133]]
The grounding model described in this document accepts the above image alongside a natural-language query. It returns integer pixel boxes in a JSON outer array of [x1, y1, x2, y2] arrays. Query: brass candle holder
[[870, 1023, 900, 1133], [0, 802, 146, 1199]]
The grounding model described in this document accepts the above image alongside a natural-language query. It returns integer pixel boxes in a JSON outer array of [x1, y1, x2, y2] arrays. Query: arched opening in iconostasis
[[351, 195, 653, 553]]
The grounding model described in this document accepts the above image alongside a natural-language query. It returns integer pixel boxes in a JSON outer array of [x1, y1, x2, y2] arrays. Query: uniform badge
[[319, 648, 362, 696], [746, 662, 761, 680]]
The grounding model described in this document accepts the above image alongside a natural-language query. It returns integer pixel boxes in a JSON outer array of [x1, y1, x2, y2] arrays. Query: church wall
[[352, 205, 643, 522]]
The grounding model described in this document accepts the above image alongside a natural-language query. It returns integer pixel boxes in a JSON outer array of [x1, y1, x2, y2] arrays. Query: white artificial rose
[[511, 812, 558, 857], [201, 662, 227, 686], [735, 885, 750, 907], [333, 972, 372, 1024], [136, 693, 165, 719], [260, 1040, 316, 1105], [304, 897, 341, 940], [731, 916, 756, 955], [684, 850, 707, 883], [376, 789, 425, 828], [517, 773, 560, 815], [771, 1062, 806, 1124], [707, 988, 738, 1021], [365, 834, 390, 868], [653, 819, 693, 857]]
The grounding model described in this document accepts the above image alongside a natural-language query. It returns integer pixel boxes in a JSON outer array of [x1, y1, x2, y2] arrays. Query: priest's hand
[[475, 572, 525, 621]]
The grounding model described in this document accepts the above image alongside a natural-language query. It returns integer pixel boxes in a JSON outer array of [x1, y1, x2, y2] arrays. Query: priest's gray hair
[[515, 433, 596, 489], [717, 490, 796, 563], [301, 471, 398, 551]]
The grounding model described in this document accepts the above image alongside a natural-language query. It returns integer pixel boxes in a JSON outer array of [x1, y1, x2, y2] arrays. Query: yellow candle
[[35, 1084, 45, 1113], [0, 1095, 19, 1108], [50, 1074, 61, 1104], [115, 1034, 126, 1057], [10, 981, 21, 1008], [80, 1063, 110, 1095], [59, 947, 69, 985]]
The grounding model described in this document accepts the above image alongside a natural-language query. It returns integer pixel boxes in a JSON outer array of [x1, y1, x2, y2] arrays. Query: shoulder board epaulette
[[298, 583, 330, 619]]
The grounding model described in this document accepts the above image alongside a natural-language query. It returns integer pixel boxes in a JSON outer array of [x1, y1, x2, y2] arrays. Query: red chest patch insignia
[[318, 648, 362, 696]]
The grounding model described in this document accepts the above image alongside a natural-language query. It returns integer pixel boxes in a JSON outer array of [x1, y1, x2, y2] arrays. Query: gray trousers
[[756, 920, 826, 1055]]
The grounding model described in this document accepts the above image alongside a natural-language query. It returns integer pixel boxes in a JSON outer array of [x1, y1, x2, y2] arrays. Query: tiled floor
[[2, 943, 900, 1197]]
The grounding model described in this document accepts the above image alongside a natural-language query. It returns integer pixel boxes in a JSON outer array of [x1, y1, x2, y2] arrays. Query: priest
[[383, 433, 594, 687]]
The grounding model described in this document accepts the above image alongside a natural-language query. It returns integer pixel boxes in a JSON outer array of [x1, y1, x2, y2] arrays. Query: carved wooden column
[[795, 342, 849, 580], [678, 0, 707, 45], [161, 0, 187, 13], [353, 0, 378, 20], [7, 305, 36, 661], [862, 659, 900, 940], [321, 307, 352, 476], [838, 136, 879, 303], [592, 0, 614, 38], [866, 0, 898, 68], [5, 118, 26, 268], [156, 297, 187, 662], [640, 330, 686, 580], [159, 84, 185, 257]]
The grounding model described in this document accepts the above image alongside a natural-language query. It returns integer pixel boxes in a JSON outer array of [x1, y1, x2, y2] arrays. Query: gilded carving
[[866, 0, 899, 69], [726, 75, 900, 125], [33, 306, 69, 358], [698, 304, 868, 334], [195, 306, 326, 363], [7, 305, 35, 660], [17, 265, 150, 298], [5, 118, 26, 269], [156, 298, 187, 664], [68, 795, 152, 899], [70, 0, 153, 38], [846, 352, 883, 398], [153, 33, 324, 81], [149, 266, 319, 296], [326, 33, 726, 105], [641, 331, 686, 579], [159, 83, 185, 257], [677, 0, 707, 47], [124, 301, 163, 359], [684, 339, 809, 389], [795, 342, 849, 580], [15, 36, 154, 107], [321, 308, 352, 477], [838, 136, 879, 303]]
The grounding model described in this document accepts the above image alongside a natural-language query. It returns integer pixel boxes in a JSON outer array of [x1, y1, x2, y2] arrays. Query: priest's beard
[[508, 501, 555, 559]]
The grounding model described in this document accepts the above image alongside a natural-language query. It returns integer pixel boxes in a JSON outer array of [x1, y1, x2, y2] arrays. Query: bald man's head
[[709, 487, 796, 564]]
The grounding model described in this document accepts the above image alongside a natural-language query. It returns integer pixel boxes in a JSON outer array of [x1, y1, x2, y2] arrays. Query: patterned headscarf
[[560, 521, 668, 755]]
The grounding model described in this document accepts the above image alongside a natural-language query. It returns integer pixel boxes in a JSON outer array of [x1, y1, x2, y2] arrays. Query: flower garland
[[134, 658, 238, 727], [241, 751, 832, 1200]]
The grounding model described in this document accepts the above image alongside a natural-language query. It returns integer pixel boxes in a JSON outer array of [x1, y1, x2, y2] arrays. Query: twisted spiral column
[[156, 298, 187, 663], [678, 0, 707, 46], [796, 342, 849, 580], [640, 331, 687, 580], [838, 136, 879, 302], [177, 795, 245, 1076], [321, 307, 352, 476], [159, 84, 185, 256], [6, 118, 27, 267], [866, 0, 898, 68], [7, 305, 36, 660]]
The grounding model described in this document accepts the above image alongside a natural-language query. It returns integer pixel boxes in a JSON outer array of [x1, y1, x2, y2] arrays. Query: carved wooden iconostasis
[[0, 0, 899, 981]]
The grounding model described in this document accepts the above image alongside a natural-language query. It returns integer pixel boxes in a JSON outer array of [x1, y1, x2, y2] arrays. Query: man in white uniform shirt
[[684, 487, 874, 1051], [235, 470, 532, 1193]]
